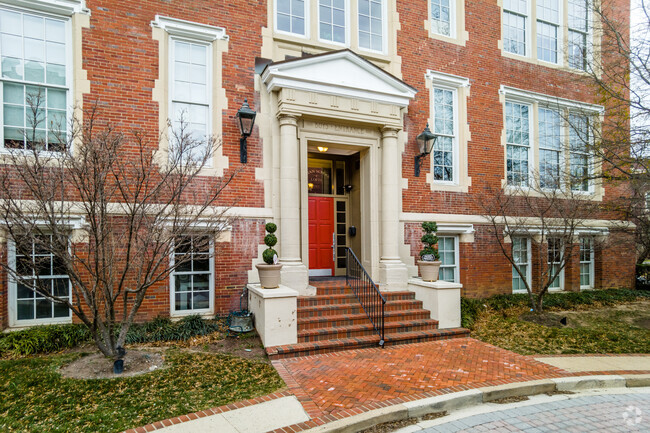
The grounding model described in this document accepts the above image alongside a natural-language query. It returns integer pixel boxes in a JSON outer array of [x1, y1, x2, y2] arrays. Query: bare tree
[[481, 177, 602, 312], [0, 93, 238, 359]]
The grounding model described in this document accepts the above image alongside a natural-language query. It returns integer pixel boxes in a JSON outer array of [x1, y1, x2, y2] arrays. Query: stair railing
[[345, 247, 386, 347]]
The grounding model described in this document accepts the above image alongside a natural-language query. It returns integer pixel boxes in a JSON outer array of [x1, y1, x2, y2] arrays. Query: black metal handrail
[[345, 247, 386, 347]]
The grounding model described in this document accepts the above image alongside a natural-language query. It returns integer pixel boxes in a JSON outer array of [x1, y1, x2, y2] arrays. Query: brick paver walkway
[[418, 392, 650, 432], [272, 337, 566, 417]]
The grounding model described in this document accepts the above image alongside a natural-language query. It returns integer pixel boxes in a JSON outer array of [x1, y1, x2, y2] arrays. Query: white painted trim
[[0, 0, 88, 16], [151, 15, 228, 42], [425, 70, 470, 89], [499, 85, 604, 113], [435, 223, 475, 234]]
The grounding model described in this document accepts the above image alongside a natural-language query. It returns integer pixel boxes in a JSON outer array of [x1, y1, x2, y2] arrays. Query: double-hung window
[[569, 113, 590, 191], [547, 237, 563, 290], [277, 0, 306, 36], [431, 0, 452, 37], [503, 0, 528, 55], [438, 236, 458, 283], [0, 8, 69, 151], [506, 101, 531, 187], [579, 237, 594, 289], [512, 237, 530, 293], [536, 0, 559, 63], [10, 234, 71, 325], [358, 0, 383, 52], [568, 0, 588, 70], [170, 39, 211, 163], [319, 0, 346, 44], [432, 87, 456, 183], [538, 108, 561, 189], [171, 235, 213, 315]]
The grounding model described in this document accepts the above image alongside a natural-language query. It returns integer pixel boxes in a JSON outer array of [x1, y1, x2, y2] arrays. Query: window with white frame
[[431, 0, 452, 37], [438, 236, 458, 283], [536, 0, 559, 63], [569, 113, 590, 191], [10, 234, 71, 324], [358, 0, 383, 52], [277, 0, 306, 36], [0, 7, 69, 151], [568, 0, 588, 70], [512, 237, 530, 293], [503, 0, 528, 55], [432, 87, 456, 182], [538, 107, 561, 189], [170, 39, 211, 163], [547, 237, 563, 290], [171, 235, 213, 314], [579, 237, 594, 288], [506, 101, 531, 187], [319, 0, 346, 44]]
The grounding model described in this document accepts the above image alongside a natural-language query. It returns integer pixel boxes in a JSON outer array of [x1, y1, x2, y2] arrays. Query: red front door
[[308, 197, 335, 275]]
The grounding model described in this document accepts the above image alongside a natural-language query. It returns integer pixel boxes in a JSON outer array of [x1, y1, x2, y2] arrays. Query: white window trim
[[500, 85, 604, 113], [169, 237, 215, 317], [430, 0, 456, 39], [317, 0, 350, 47], [505, 100, 534, 188], [438, 235, 460, 283], [0, 4, 76, 156], [7, 237, 73, 327], [512, 237, 532, 293], [151, 15, 228, 42], [579, 237, 595, 290], [273, 0, 309, 39], [357, 0, 388, 55]]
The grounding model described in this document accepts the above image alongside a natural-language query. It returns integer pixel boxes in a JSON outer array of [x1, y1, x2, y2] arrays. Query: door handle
[[332, 232, 336, 262]]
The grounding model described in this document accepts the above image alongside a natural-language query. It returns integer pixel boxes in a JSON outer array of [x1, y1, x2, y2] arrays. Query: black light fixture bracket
[[235, 98, 257, 164], [414, 123, 437, 177]]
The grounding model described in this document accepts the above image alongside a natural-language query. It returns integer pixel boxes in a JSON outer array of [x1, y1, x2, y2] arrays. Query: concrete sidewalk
[[126, 343, 650, 433]]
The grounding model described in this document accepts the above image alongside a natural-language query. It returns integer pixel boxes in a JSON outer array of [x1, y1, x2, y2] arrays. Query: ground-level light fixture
[[317, 146, 328, 153], [235, 98, 257, 164], [414, 123, 437, 177]]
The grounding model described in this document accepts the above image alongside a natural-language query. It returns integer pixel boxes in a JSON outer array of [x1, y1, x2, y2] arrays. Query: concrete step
[[297, 299, 424, 319], [298, 318, 440, 342], [266, 328, 470, 360], [298, 309, 433, 330]]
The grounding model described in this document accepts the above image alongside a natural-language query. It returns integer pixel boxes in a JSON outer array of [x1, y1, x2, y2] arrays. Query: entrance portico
[[259, 49, 417, 293]]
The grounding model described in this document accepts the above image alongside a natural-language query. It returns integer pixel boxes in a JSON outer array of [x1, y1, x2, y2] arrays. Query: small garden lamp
[[236, 98, 257, 164], [414, 123, 437, 177]]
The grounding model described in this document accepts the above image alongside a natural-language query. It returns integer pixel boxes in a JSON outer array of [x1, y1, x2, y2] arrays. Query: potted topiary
[[418, 221, 442, 282], [256, 222, 283, 288]]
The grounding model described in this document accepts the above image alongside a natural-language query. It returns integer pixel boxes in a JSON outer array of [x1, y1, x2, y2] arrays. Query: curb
[[299, 374, 650, 433]]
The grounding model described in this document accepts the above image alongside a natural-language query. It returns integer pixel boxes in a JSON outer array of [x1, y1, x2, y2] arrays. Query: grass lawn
[[0, 349, 285, 432], [468, 297, 650, 355]]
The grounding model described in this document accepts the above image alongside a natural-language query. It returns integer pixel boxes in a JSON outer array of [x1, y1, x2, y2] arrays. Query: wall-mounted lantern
[[414, 123, 437, 177], [235, 99, 257, 164]]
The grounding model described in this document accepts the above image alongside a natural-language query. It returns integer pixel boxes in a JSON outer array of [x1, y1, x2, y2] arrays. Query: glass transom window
[[319, 0, 346, 44], [358, 0, 383, 51], [0, 8, 69, 151], [13, 234, 70, 323], [172, 236, 213, 313]]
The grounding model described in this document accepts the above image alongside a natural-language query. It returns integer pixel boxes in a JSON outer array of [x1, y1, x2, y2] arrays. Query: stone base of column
[[407, 278, 462, 329], [247, 284, 298, 347], [279, 260, 314, 296], [378, 259, 409, 291]]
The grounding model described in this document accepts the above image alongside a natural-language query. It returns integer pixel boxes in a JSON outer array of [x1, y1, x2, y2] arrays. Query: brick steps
[[297, 299, 424, 319], [298, 308, 432, 330], [266, 328, 470, 360], [265, 278, 469, 359]]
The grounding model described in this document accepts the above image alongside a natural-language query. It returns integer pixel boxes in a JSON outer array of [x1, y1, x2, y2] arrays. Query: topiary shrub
[[419, 221, 440, 261], [262, 223, 279, 265]]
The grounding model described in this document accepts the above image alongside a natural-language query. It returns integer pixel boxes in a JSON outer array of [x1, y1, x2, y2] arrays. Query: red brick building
[[0, 0, 634, 329]]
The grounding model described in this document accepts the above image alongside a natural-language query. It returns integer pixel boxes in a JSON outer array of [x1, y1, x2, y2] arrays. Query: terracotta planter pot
[[418, 260, 442, 282], [256, 263, 283, 288]]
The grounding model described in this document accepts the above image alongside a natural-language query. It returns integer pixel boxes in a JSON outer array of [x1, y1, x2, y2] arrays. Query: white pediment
[[262, 50, 416, 107]]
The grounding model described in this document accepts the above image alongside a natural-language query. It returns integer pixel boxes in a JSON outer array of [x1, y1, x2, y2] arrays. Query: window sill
[[9, 316, 72, 328], [170, 309, 214, 319]]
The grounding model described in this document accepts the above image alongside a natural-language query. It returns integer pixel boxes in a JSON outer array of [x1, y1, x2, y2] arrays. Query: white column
[[379, 127, 408, 290], [278, 114, 309, 293]]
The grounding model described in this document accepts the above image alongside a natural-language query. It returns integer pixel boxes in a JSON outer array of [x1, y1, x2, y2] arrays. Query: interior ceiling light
[[317, 146, 328, 153]]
